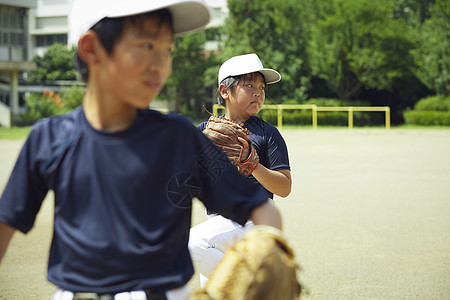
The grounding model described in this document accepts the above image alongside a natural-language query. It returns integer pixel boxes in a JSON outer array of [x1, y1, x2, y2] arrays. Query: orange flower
[[43, 89, 55, 98], [51, 93, 64, 108]]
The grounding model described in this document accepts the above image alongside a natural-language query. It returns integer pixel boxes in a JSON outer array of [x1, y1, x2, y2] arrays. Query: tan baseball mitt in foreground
[[203, 114, 259, 176], [191, 225, 303, 300]]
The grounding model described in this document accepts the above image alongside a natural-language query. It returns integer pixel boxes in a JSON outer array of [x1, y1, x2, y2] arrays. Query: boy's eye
[[246, 84, 253, 88], [141, 43, 153, 50]]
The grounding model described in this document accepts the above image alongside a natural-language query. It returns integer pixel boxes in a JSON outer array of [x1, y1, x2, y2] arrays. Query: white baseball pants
[[188, 214, 254, 287]]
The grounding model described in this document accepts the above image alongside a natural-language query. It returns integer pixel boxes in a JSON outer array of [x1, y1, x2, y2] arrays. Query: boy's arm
[[239, 138, 291, 198], [252, 166, 292, 198], [0, 222, 15, 264], [249, 201, 282, 230]]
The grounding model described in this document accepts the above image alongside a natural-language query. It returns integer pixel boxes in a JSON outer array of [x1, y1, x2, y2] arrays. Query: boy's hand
[[237, 137, 250, 161], [0, 222, 15, 264]]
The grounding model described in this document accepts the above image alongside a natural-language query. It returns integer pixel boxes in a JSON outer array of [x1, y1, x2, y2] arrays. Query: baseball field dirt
[[1, 128, 449, 299]]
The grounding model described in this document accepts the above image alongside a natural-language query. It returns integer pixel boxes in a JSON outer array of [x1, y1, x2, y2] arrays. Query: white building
[[31, 0, 72, 57], [31, 0, 228, 56], [0, 0, 37, 127]]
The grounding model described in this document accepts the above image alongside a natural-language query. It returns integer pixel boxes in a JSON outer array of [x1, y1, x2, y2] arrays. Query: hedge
[[21, 86, 84, 122], [403, 111, 450, 126], [258, 109, 386, 127], [414, 95, 450, 112]]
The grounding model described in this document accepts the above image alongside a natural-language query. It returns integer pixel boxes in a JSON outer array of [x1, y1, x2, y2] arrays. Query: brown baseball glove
[[191, 225, 303, 300], [203, 114, 259, 176]]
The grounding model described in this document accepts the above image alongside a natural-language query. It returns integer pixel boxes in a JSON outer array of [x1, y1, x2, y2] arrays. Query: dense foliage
[[22, 86, 84, 122], [410, 0, 450, 95], [26, 43, 77, 82], [222, 0, 310, 103], [219, 0, 449, 124], [157, 32, 217, 118], [24, 0, 449, 125]]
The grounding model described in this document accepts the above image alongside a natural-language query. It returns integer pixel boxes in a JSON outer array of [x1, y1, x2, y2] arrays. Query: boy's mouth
[[144, 80, 162, 92]]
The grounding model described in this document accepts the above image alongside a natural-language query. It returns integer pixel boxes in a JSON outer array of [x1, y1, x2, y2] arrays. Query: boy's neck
[[225, 110, 250, 124], [83, 87, 138, 132]]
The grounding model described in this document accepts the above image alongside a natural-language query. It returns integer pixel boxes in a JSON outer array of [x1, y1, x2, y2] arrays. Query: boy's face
[[226, 73, 266, 120], [97, 16, 173, 108]]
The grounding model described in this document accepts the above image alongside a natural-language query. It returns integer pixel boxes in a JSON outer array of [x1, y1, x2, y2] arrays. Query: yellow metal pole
[[277, 106, 283, 129], [385, 107, 390, 129], [312, 107, 317, 129], [348, 107, 353, 129]]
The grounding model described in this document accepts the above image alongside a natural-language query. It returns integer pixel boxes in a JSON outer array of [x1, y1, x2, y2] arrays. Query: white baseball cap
[[69, 0, 211, 46], [218, 53, 281, 85]]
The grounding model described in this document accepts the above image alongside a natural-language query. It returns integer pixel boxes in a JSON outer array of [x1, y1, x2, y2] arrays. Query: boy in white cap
[[189, 53, 292, 287], [0, 2, 282, 299]]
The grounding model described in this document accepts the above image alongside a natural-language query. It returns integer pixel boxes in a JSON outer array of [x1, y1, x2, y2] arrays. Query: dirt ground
[[1, 129, 449, 299]]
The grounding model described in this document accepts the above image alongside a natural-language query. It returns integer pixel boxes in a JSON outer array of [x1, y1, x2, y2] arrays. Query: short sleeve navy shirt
[[198, 115, 290, 199], [0, 108, 269, 294]]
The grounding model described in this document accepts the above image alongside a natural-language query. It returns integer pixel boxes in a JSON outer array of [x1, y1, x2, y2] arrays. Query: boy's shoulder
[[21, 108, 83, 155], [143, 108, 189, 121], [246, 115, 278, 132], [137, 109, 206, 143], [31, 107, 81, 139], [142, 109, 198, 130], [29, 108, 198, 142]]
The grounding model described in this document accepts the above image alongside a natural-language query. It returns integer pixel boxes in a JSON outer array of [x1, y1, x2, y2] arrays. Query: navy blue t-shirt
[[199, 115, 290, 199], [0, 107, 269, 294]]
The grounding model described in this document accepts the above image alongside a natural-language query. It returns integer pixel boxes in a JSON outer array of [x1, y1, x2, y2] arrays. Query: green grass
[[392, 124, 450, 130], [0, 127, 32, 140]]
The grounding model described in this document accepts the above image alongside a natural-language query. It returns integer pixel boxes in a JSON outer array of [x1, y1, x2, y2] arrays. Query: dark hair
[[217, 72, 268, 106], [75, 9, 173, 82]]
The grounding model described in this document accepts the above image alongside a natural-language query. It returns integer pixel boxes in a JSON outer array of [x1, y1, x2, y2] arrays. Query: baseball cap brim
[[69, 0, 211, 45], [254, 69, 281, 85], [221, 69, 281, 85]]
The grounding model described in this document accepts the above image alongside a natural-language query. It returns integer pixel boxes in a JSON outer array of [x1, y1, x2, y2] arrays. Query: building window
[[205, 27, 221, 42], [0, 5, 26, 61], [36, 34, 67, 47], [0, 5, 25, 47], [213, 7, 222, 19]]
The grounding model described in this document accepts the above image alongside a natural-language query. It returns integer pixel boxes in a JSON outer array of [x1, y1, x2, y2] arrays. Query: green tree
[[410, 0, 450, 95], [308, 0, 417, 100], [158, 32, 216, 118], [27, 43, 77, 82], [391, 0, 434, 23], [222, 0, 311, 103]]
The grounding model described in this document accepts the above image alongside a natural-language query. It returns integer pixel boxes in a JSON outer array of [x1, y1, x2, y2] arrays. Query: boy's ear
[[77, 30, 102, 66], [219, 84, 229, 100]]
